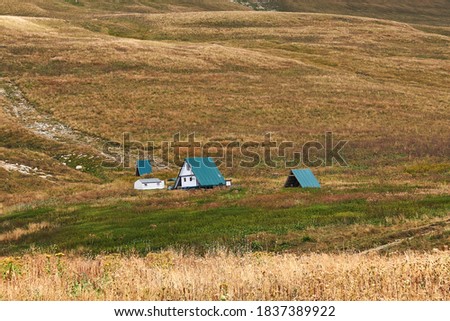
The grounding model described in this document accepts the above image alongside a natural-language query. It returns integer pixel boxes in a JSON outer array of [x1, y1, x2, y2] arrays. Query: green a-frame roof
[[185, 157, 225, 187], [285, 168, 320, 188], [136, 160, 152, 176]]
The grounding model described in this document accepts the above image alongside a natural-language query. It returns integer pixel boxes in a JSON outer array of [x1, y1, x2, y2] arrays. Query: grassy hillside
[[0, 1, 449, 256], [237, 0, 450, 25], [0, 0, 247, 16], [2, 0, 449, 25], [2, 13, 448, 143], [1, 192, 449, 255]]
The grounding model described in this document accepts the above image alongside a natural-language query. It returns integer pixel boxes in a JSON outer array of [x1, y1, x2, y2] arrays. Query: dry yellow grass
[[1, 251, 449, 300]]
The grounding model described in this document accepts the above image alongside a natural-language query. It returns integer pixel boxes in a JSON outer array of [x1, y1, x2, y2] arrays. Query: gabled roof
[[136, 160, 152, 176], [289, 169, 321, 188], [185, 157, 225, 187]]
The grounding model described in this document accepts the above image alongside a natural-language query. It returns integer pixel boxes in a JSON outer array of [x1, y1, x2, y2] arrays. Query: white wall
[[179, 162, 194, 176], [178, 162, 199, 188], [134, 180, 165, 190], [181, 175, 197, 188]]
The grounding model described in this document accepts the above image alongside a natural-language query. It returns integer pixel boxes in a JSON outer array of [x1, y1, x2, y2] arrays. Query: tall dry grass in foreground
[[1, 251, 449, 301]]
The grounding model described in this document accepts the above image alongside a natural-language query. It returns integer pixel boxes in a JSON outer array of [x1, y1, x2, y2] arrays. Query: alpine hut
[[173, 157, 230, 189], [136, 160, 152, 176], [284, 168, 321, 188]]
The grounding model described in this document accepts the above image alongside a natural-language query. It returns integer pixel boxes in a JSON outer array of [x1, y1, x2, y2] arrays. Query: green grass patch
[[1, 194, 448, 256]]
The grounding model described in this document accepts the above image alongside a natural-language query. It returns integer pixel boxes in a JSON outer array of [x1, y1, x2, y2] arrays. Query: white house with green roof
[[173, 157, 230, 189]]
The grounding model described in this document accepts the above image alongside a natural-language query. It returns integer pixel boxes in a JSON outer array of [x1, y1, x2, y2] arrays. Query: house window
[[183, 178, 186, 182], [190, 177, 193, 182]]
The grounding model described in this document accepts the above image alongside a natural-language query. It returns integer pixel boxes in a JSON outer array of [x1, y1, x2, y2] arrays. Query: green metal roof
[[291, 169, 321, 188], [185, 157, 225, 187], [136, 160, 152, 176]]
